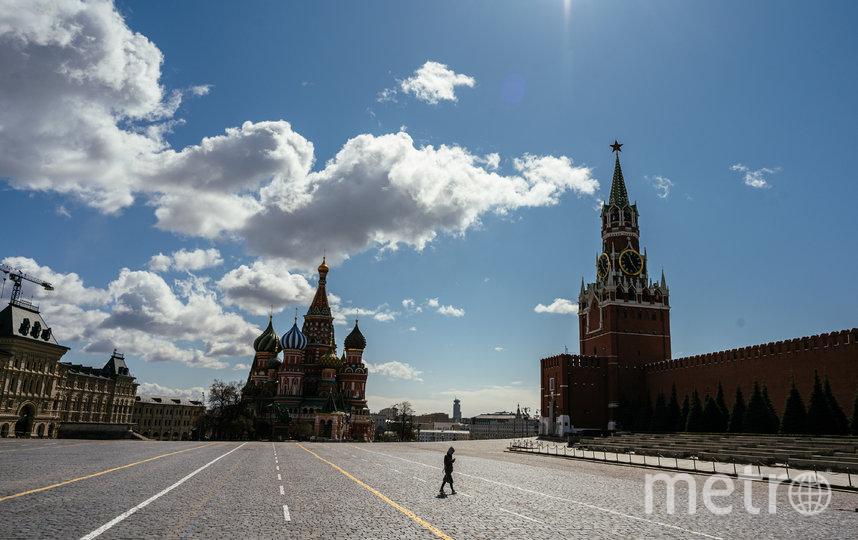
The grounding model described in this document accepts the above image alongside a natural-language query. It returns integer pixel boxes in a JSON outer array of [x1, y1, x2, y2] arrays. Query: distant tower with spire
[[453, 398, 462, 422]]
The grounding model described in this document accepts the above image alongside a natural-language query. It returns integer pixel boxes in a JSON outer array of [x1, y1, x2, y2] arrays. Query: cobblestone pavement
[[1, 438, 856, 539]]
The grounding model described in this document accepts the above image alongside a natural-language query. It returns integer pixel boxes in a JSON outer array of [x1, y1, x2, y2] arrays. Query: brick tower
[[302, 257, 335, 397], [577, 141, 671, 430]]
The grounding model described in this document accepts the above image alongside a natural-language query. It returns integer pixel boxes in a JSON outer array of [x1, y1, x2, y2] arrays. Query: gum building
[[540, 142, 857, 435], [133, 395, 205, 441], [0, 296, 137, 438]]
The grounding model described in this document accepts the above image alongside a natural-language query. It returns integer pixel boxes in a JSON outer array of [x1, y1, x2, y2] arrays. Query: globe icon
[[788, 472, 831, 516]]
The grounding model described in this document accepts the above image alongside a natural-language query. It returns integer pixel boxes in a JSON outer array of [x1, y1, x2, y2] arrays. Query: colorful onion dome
[[253, 316, 279, 353], [318, 255, 329, 274], [344, 319, 366, 350], [319, 343, 341, 370], [281, 318, 307, 350]]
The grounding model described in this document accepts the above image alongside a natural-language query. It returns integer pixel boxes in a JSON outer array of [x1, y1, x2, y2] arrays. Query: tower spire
[[608, 140, 629, 207]]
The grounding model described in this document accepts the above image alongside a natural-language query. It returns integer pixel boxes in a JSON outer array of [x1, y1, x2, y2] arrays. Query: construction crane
[[0, 263, 54, 305]]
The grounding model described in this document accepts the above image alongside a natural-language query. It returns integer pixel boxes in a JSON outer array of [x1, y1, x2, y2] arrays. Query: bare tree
[[391, 401, 415, 441]]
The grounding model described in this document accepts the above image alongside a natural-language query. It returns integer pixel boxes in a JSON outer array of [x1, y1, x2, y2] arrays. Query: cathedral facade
[[242, 258, 373, 441], [540, 143, 857, 435]]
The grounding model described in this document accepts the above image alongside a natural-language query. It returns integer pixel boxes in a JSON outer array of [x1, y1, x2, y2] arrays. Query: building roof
[[135, 394, 204, 407], [0, 301, 62, 346]]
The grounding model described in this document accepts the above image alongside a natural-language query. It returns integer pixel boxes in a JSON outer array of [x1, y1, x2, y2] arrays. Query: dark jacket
[[444, 453, 454, 473]]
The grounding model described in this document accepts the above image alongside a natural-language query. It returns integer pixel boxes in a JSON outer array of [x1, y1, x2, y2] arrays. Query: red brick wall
[[643, 329, 858, 418]]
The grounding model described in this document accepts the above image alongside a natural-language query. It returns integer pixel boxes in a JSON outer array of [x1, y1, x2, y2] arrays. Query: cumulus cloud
[[437, 304, 465, 317], [494, 347, 504, 352], [0, 2, 599, 272], [137, 382, 206, 400], [646, 175, 674, 198], [216, 259, 315, 316], [148, 248, 223, 272], [364, 360, 424, 382], [3, 257, 259, 370], [332, 304, 398, 325], [402, 298, 422, 312], [534, 298, 578, 315], [731, 164, 777, 189], [233, 363, 250, 371], [398, 61, 475, 104]]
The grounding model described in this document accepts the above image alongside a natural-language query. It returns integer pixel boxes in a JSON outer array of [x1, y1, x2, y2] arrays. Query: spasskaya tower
[[577, 141, 671, 430]]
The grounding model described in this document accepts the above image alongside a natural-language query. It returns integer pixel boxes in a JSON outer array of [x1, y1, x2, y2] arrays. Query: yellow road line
[[0, 442, 218, 503], [296, 443, 453, 540]]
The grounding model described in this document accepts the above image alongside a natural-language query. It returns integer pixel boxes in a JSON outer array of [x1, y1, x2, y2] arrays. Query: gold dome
[[318, 256, 329, 274]]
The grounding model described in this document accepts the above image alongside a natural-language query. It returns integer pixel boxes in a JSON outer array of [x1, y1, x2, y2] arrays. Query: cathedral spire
[[608, 140, 629, 207], [308, 256, 331, 316]]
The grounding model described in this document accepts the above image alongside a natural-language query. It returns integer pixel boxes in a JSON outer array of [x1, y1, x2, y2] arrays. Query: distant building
[[133, 395, 205, 441], [453, 398, 461, 422], [469, 407, 537, 439], [0, 297, 137, 438]]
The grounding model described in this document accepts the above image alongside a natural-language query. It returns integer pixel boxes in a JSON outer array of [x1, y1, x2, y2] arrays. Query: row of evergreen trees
[[620, 371, 858, 436]]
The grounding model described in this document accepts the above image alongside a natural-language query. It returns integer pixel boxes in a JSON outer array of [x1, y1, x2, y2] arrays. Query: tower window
[[622, 310, 627, 318], [637, 312, 642, 319]]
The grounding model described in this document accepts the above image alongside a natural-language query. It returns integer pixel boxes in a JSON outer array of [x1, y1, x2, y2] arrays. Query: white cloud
[[233, 363, 250, 371], [427, 298, 440, 308], [148, 248, 223, 273], [332, 304, 398, 325], [437, 304, 465, 317], [190, 85, 211, 96], [494, 347, 504, 352], [408, 326, 417, 332], [56, 205, 71, 218], [0, 2, 599, 272], [217, 259, 315, 316], [646, 175, 674, 198], [402, 298, 422, 312], [399, 61, 475, 105], [534, 298, 578, 315], [3, 257, 258, 370], [731, 164, 777, 189], [364, 360, 424, 382], [137, 382, 206, 400]]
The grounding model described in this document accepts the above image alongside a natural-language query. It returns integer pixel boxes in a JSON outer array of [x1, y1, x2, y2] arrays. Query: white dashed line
[[460, 493, 473, 498], [279, 485, 285, 495], [276, 465, 280, 471], [283, 504, 291, 522], [499, 508, 542, 523], [413, 477, 426, 483], [277, 474, 282, 481], [391, 469, 402, 474]]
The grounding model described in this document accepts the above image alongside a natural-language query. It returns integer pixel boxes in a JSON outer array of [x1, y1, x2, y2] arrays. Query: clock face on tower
[[619, 249, 643, 276], [597, 252, 610, 279]]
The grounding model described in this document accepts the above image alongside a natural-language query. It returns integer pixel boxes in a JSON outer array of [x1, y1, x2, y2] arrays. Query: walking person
[[439, 446, 456, 496]]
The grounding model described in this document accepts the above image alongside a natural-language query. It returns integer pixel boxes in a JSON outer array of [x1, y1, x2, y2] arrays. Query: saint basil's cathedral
[[242, 258, 372, 441]]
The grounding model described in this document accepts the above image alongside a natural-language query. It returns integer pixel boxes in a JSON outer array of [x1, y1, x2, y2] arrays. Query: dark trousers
[[440, 472, 454, 491]]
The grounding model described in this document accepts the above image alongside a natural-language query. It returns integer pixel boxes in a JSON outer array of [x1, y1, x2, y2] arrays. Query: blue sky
[[1, 1, 856, 417]]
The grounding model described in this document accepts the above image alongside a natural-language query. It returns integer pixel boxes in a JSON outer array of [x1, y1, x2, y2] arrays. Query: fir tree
[[780, 380, 808, 435], [744, 381, 770, 433], [679, 394, 690, 432], [636, 392, 653, 432], [728, 385, 746, 433], [715, 382, 729, 429], [762, 385, 780, 434], [686, 389, 704, 432], [701, 394, 726, 432], [667, 384, 681, 432], [823, 377, 849, 435], [650, 391, 669, 431], [806, 370, 833, 435], [850, 387, 858, 436]]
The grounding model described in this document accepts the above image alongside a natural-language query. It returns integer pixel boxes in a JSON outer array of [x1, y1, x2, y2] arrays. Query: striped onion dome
[[253, 316, 279, 353], [281, 321, 307, 350], [344, 319, 366, 350]]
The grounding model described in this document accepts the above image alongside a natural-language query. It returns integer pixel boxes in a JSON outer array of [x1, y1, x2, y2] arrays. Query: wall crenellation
[[643, 328, 857, 373]]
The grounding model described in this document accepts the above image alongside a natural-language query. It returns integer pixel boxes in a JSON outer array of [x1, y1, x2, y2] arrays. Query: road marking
[[499, 508, 541, 523], [0, 441, 88, 454], [283, 504, 291, 522], [355, 447, 722, 540], [413, 477, 426, 483], [277, 474, 282, 481], [0, 443, 218, 503], [460, 493, 473, 498], [276, 465, 280, 471], [280, 485, 285, 495], [391, 469, 402, 474], [79, 443, 246, 540], [296, 443, 452, 540]]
